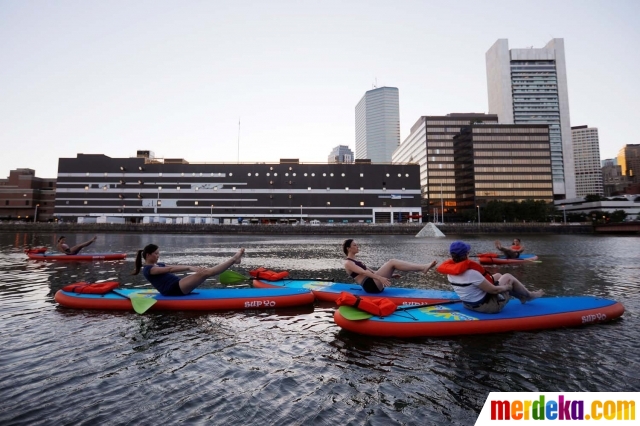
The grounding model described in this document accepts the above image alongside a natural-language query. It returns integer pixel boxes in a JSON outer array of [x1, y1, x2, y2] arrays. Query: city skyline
[[1, 0, 638, 178]]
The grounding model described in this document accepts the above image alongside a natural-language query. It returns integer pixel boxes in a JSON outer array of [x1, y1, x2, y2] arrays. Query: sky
[[1, 0, 638, 178]]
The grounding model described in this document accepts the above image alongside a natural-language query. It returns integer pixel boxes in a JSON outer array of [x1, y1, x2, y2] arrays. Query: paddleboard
[[478, 253, 539, 265], [55, 287, 314, 311], [334, 296, 624, 338], [253, 279, 458, 305], [27, 252, 127, 261]]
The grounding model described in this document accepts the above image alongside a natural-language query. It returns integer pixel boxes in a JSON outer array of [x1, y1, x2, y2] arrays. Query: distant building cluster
[[2, 38, 638, 223]]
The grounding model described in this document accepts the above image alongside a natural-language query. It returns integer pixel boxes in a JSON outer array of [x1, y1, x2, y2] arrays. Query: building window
[[103, 186, 108, 190], [311, 173, 315, 177], [327, 202, 331, 205], [360, 187, 364, 191], [330, 173, 334, 177], [195, 187, 199, 191], [248, 173, 251, 176], [360, 173, 364, 177], [158, 200, 162, 206], [323, 173, 326, 177], [255, 173, 259, 176], [345, 187, 349, 191], [84, 201, 88, 205], [214, 186, 218, 190], [308, 187, 311, 190], [159, 173, 162, 176], [176, 187, 180, 191], [232, 187, 236, 191], [229, 173, 233, 176], [274, 173, 278, 176], [341, 173, 345, 177], [195, 201, 199, 205], [360, 201, 364, 206], [285, 173, 289, 177], [304, 173, 308, 176]]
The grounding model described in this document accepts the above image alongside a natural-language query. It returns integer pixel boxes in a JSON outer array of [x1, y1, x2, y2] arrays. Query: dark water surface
[[1, 232, 639, 425]]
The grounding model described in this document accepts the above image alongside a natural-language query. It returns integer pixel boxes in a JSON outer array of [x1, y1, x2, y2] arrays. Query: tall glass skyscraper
[[327, 145, 354, 163], [355, 87, 400, 163], [486, 39, 576, 199]]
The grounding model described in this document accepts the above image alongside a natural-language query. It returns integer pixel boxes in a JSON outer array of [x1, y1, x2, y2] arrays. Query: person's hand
[[392, 274, 402, 279], [503, 282, 513, 291], [429, 260, 437, 269], [379, 277, 391, 287]]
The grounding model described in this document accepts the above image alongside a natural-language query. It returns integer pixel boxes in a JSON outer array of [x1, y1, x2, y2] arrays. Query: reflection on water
[[0, 232, 639, 425]]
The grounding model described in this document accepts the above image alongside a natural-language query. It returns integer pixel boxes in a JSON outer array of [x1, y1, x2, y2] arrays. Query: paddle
[[112, 289, 158, 314], [338, 300, 463, 321], [219, 270, 333, 285]]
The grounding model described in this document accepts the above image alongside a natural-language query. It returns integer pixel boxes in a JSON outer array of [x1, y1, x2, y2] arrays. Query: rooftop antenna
[[237, 118, 240, 164], [373, 77, 377, 89]]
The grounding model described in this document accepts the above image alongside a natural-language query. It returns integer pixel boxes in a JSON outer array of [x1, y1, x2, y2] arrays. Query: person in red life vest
[[56, 235, 97, 255], [438, 241, 543, 313], [131, 244, 245, 296], [494, 238, 524, 259], [342, 239, 438, 293]]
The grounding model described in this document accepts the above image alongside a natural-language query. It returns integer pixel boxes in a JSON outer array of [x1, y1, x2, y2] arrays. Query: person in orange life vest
[[56, 235, 97, 255], [494, 238, 524, 259], [438, 241, 543, 313], [131, 244, 245, 296], [342, 239, 438, 294]]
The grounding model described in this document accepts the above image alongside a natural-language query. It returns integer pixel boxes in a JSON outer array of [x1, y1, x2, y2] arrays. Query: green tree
[[610, 210, 627, 223], [585, 194, 605, 202]]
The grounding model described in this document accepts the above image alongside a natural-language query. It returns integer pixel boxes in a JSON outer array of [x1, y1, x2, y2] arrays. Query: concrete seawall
[[0, 222, 593, 235]]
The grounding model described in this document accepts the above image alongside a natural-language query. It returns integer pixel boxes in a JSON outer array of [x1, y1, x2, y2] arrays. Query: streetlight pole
[[562, 205, 566, 224], [477, 205, 480, 225], [440, 183, 444, 223], [34, 204, 39, 223], [300, 205, 303, 224], [211, 205, 214, 223]]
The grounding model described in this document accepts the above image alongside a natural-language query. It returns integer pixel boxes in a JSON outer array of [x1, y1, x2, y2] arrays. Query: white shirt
[[447, 269, 487, 303]]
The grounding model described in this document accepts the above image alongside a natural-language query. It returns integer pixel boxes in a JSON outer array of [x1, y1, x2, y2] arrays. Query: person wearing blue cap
[[342, 239, 438, 293], [437, 240, 543, 313]]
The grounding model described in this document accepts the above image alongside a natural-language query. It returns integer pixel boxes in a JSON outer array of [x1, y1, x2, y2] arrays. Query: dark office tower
[[393, 113, 498, 221], [452, 124, 553, 215]]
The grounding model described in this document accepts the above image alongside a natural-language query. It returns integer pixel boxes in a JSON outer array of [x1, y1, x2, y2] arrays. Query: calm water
[[0, 232, 639, 425]]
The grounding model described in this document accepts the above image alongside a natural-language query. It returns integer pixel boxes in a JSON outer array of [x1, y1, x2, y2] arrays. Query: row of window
[[475, 182, 553, 189], [475, 190, 553, 197], [473, 136, 550, 141], [474, 143, 550, 150], [474, 159, 551, 165], [474, 166, 552, 173], [475, 151, 550, 157], [471, 127, 548, 134], [474, 174, 552, 181]]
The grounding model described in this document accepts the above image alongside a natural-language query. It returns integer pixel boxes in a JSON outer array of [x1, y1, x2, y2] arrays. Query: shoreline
[[0, 222, 594, 235]]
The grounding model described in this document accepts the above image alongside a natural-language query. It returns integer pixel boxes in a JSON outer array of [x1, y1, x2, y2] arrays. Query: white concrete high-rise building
[[486, 38, 576, 199], [571, 125, 603, 197], [355, 87, 400, 163]]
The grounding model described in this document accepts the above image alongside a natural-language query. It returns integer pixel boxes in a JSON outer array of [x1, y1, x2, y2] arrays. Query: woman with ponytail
[[132, 244, 245, 296]]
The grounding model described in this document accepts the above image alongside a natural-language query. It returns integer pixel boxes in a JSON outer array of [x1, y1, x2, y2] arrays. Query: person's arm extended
[[478, 279, 511, 294], [149, 265, 195, 275]]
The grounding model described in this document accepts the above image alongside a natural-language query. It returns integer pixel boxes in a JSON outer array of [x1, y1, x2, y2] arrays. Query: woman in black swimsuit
[[343, 239, 438, 293]]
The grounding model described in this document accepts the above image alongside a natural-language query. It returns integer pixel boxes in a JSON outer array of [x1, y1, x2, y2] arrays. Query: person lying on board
[[131, 244, 245, 296], [494, 238, 524, 259], [56, 235, 97, 255], [342, 238, 438, 294], [438, 241, 543, 313]]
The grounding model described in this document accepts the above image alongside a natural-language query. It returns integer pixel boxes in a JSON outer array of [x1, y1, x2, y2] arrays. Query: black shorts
[[361, 277, 383, 294], [162, 281, 186, 296]]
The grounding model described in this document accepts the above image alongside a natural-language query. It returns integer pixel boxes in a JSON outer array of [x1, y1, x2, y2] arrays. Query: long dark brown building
[[0, 168, 56, 222], [54, 152, 422, 224]]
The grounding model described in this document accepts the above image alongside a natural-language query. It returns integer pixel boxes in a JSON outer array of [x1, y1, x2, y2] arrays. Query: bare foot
[[234, 248, 245, 264], [90, 236, 97, 242], [494, 240, 502, 249], [392, 274, 402, 278], [519, 289, 544, 304], [423, 260, 437, 274]]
